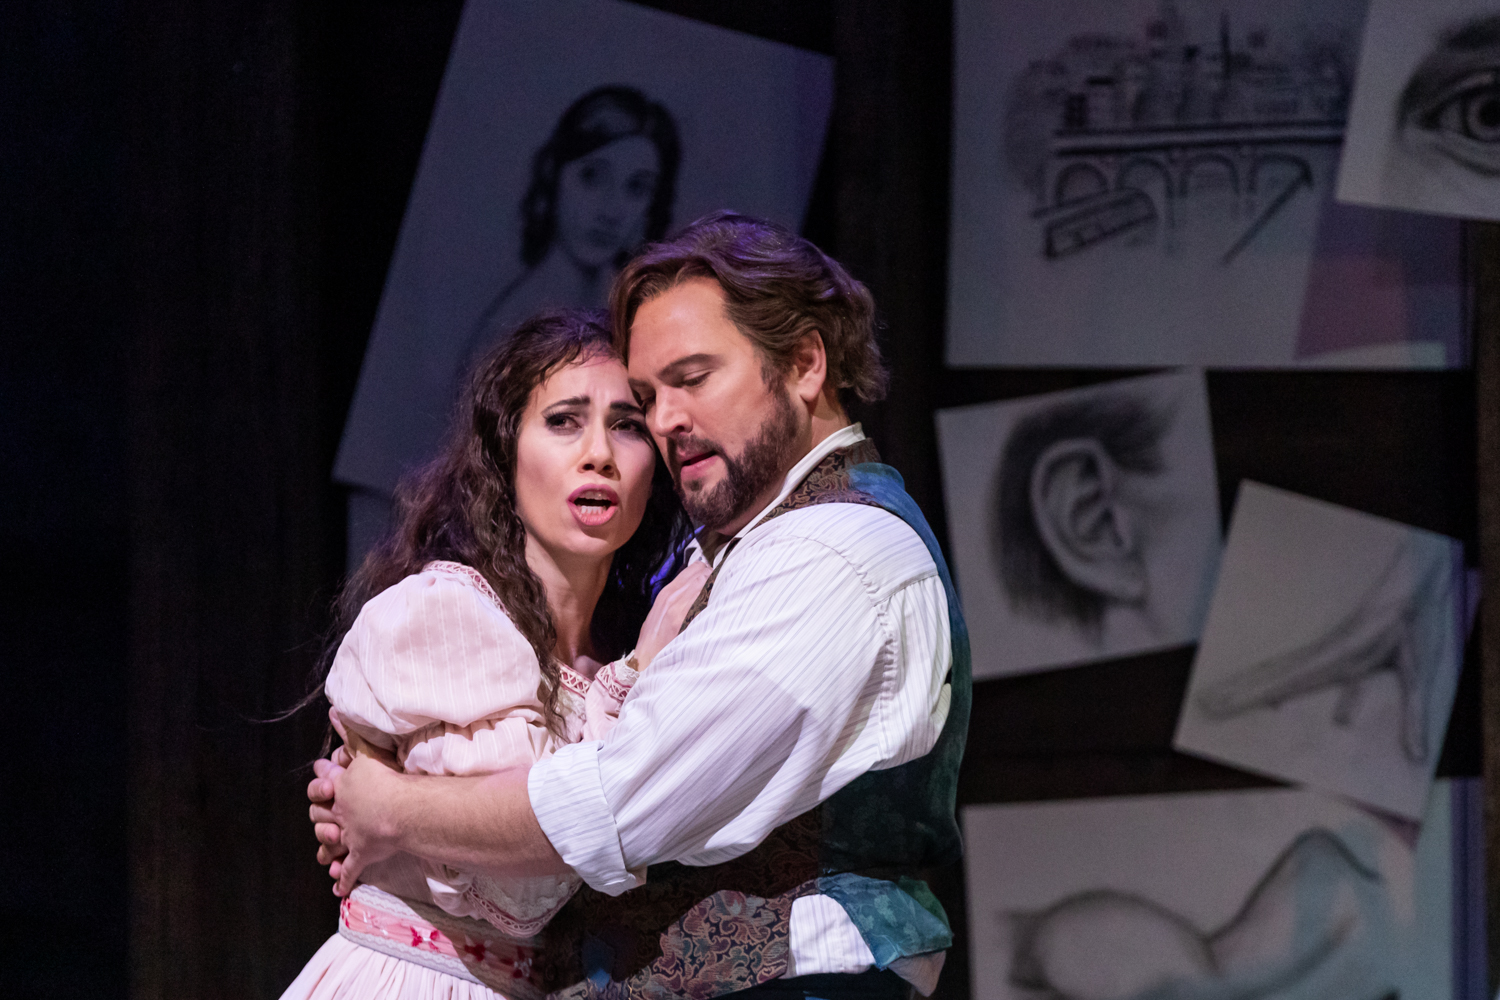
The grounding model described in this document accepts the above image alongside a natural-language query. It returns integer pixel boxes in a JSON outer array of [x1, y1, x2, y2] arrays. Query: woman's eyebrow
[[542, 396, 590, 412], [607, 399, 645, 416]]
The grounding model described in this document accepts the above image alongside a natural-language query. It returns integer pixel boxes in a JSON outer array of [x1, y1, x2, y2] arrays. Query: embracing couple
[[287, 213, 972, 1000]]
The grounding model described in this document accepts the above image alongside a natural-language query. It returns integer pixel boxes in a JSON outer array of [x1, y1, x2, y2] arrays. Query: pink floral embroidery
[[341, 888, 545, 998]]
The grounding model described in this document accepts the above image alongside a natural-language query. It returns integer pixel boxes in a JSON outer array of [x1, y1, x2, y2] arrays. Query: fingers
[[329, 706, 348, 741], [335, 850, 364, 897], [317, 842, 349, 866], [333, 745, 353, 768], [308, 775, 334, 805], [310, 804, 339, 827], [310, 754, 345, 805]]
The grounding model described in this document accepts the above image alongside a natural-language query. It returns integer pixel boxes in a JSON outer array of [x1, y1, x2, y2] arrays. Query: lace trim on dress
[[423, 560, 592, 696], [593, 660, 633, 705]]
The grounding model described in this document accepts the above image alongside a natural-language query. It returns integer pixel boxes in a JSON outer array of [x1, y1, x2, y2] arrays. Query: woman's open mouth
[[569, 484, 620, 527]]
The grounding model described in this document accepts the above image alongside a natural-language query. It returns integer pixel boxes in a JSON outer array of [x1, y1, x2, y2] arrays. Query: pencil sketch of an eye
[[1397, 15, 1500, 176]]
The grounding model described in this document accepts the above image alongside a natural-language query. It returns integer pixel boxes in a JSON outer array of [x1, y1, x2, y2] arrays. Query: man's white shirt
[[529, 424, 953, 989]]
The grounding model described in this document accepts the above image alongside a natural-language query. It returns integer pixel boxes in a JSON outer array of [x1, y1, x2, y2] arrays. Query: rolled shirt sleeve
[[528, 503, 951, 894]]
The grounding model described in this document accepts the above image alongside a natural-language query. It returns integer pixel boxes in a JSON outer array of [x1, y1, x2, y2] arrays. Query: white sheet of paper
[[1174, 482, 1467, 820], [1338, 0, 1500, 222], [936, 371, 1221, 679], [334, 0, 833, 495], [963, 784, 1456, 1000], [949, 0, 1465, 368]]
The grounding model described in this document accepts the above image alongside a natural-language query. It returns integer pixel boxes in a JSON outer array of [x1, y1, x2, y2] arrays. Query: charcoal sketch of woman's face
[[516, 85, 681, 276], [555, 134, 661, 270], [1390, 14, 1500, 202]]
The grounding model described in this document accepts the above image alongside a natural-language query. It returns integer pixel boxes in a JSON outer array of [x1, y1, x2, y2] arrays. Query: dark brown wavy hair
[[316, 310, 689, 735], [610, 211, 889, 406]]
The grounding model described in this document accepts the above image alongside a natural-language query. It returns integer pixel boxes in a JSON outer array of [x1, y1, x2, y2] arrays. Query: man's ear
[[787, 330, 829, 407], [1030, 438, 1147, 603]]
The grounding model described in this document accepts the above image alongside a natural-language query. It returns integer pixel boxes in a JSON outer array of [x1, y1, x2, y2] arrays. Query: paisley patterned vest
[[539, 440, 972, 1000]]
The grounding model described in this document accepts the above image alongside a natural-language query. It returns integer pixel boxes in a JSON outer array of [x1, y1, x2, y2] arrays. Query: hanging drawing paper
[[334, 0, 833, 506], [962, 784, 1461, 1000], [1174, 481, 1468, 820], [1338, 0, 1500, 222], [936, 370, 1221, 679], [949, 0, 1465, 368]]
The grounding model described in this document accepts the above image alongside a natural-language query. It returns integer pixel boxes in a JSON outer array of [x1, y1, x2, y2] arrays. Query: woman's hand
[[634, 560, 711, 670], [333, 708, 401, 770]]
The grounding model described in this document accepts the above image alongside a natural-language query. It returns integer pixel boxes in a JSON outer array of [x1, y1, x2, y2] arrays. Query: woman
[[466, 85, 681, 364], [282, 310, 698, 1000]]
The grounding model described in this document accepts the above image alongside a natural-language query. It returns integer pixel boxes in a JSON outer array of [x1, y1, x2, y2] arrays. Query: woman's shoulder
[[418, 559, 506, 608], [352, 561, 527, 646]]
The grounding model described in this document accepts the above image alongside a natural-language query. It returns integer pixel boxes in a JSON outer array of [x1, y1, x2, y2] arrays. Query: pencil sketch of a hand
[[1008, 829, 1394, 1000], [1193, 536, 1456, 762]]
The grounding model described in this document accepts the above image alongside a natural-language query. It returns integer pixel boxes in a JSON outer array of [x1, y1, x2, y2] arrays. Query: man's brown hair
[[610, 211, 889, 404]]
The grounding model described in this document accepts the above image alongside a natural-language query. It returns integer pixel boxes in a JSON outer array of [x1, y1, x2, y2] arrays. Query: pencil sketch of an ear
[[993, 393, 1170, 641], [1031, 438, 1148, 604]]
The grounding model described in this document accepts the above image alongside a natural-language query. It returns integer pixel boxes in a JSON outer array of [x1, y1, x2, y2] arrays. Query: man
[[309, 212, 971, 1000]]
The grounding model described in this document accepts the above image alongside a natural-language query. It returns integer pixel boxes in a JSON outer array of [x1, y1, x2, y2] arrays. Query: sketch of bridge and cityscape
[[1005, 1, 1354, 264]]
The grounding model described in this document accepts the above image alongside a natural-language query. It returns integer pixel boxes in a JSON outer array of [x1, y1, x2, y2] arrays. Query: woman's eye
[[545, 413, 580, 430], [614, 419, 649, 437], [577, 161, 607, 187]]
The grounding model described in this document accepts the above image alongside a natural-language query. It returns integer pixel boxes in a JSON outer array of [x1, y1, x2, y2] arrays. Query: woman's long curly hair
[[322, 310, 689, 735]]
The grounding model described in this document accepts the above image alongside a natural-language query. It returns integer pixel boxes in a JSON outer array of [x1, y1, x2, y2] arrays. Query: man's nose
[[649, 389, 690, 438]]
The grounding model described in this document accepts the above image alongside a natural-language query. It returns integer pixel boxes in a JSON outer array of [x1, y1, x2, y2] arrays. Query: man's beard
[[670, 386, 800, 531]]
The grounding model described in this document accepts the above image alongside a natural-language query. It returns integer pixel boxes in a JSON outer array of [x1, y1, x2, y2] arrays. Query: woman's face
[[555, 135, 660, 270], [513, 352, 657, 568]]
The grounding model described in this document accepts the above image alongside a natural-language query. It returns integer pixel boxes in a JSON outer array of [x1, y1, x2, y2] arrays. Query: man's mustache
[[666, 435, 722, 475]]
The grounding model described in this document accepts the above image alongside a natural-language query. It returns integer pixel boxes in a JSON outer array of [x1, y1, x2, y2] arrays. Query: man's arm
[[311, 754, 567, 896], [532, 515, 950, 893]]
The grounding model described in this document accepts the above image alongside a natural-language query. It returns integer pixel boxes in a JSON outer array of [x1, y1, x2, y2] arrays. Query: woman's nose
[[579, 422, 615, 473]]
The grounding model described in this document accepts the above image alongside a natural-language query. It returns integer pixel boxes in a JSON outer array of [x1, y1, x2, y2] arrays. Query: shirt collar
[[688, 423, 867, 567]]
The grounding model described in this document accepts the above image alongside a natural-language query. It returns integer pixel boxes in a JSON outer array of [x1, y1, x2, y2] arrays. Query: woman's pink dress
[[280, 561, 637, 1000]]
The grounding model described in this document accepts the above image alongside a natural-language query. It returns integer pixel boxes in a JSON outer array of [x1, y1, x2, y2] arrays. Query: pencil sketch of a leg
[[1194, 537, 1454, 761], [1206, 830, 1390, 1000], [1007, 830, 1392, 1000]]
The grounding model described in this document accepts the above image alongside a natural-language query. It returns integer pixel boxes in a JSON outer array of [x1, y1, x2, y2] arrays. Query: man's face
[[627, 277, 807, 535]]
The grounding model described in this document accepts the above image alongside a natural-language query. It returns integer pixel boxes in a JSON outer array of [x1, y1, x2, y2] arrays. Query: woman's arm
[[311, 561, 709, 891]]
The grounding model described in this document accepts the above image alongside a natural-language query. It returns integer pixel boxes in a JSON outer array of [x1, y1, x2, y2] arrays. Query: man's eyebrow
[[657, 353, 720, 380]]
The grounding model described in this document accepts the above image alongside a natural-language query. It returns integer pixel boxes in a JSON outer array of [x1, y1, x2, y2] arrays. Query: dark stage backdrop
[[3, 2, 1494, 998]]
